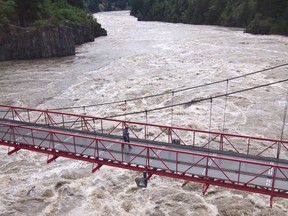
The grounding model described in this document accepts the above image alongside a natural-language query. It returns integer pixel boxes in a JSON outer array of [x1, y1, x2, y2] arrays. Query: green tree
[[14, 0, 48, 26], [190, 0, 209, 24], [130, 0, 144, 16], [130, 0, 288, 35], [238, 0, 254, 26], [67, 0, 84, 8], [205, 0, 226, 24], [0, 0, 17, 25], [255, 0, 288, 19]]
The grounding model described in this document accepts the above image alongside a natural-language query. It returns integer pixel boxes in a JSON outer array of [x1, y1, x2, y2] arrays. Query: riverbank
[[130, 0, 288, 36]]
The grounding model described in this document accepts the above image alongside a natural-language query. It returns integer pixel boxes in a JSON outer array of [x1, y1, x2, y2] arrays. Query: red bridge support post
[[92, 163, 103, 173], [47, 155, 59, 164], [202, 183, 210, 195], [8, 147, 20, 155]]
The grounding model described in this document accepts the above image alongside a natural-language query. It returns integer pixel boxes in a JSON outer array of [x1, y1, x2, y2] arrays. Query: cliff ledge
[[0, 22, 107, 61]]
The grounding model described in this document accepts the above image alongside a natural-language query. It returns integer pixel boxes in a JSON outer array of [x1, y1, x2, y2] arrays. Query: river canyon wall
[[0, 22, 107, 61]]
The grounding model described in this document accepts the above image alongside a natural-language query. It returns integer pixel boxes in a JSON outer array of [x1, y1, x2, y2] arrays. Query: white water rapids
[[0, 11, 288, 215]]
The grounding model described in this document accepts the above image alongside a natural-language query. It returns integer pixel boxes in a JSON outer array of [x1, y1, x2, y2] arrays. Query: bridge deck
[[0, 118, 288, 196]]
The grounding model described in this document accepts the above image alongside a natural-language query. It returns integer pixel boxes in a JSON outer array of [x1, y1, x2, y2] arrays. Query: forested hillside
[[86, 0, 131, 12], [0, 0, 131, 26], [0, 0, 107, 60], [0, 0, 97, 27], [130, 0, 288, 35]]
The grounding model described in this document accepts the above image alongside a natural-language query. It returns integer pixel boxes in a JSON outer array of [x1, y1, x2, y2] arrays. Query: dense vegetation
[[130, 0, 288, 35], [0, 0, 96, 27], [86, 0, 131, 12]]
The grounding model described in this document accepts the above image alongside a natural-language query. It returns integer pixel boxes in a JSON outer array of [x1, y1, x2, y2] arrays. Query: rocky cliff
[[0, 22, 107, 61]]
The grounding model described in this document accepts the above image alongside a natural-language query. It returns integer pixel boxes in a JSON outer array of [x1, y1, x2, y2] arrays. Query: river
[[0, 11, 288, 216]]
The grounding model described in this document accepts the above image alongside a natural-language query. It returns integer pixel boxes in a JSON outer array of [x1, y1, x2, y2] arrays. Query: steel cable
[[105, 78, 288, 118], [47, 63, 288, 111]]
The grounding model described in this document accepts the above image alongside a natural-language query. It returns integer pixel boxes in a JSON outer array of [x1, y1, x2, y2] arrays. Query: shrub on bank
[[0, 0, 97, 27]]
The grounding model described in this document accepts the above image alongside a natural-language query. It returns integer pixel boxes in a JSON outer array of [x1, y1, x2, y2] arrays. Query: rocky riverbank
[[0, 22, 107, 61]]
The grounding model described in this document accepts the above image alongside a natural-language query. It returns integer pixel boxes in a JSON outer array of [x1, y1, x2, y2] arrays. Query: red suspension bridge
[[0, 104, 287, 206]]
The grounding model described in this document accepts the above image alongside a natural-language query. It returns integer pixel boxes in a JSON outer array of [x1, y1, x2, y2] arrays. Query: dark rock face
[[65, 22, 107, 45], [94, 22, 108, 38], [0, 22, 107, 61]]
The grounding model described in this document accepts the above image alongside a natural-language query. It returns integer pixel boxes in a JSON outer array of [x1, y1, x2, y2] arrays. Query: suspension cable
[[171, 91, 174, 126], [145, 110, 148, 141], [124, 100, 127, 121], [83, 106, 86, 115], [208, 97, 213, 142], [222, 79, 229, 132], [277, 89, 288, 159], [48, 63, 288, 111], [280, 89, 288, 140], [174, 63, 288, 94], [105, 78, 288, 118]]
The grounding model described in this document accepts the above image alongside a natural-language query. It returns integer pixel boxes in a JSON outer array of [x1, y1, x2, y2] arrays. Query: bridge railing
[[0, 120, 288, 201], [0, 104, 287, 159]]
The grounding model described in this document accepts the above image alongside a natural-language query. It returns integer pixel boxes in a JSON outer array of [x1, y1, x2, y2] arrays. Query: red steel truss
[[0, 104, 287, 206]]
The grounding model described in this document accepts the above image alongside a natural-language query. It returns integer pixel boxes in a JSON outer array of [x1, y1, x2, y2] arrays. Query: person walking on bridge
[[123, 126, 132, 148]]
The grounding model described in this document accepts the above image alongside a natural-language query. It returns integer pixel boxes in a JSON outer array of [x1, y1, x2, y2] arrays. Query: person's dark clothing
[[123, 128, 131, 148]]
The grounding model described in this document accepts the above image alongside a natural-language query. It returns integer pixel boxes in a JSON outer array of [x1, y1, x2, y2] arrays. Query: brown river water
[[0, 11, 288, 216]]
